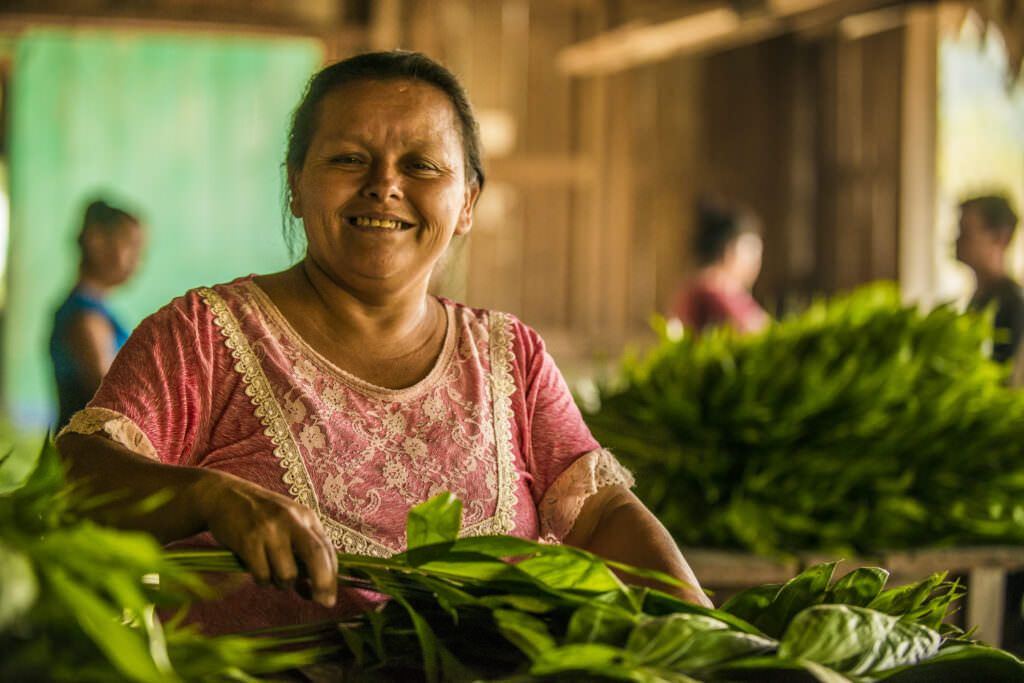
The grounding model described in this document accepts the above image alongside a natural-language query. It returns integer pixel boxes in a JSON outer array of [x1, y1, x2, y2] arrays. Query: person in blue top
[[50, 199, 145, 429]]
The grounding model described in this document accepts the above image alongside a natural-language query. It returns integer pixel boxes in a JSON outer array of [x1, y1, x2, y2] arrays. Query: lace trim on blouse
[[59, 407, 160, 461], [199, 286, 520, 556], [538, 448, 635, 543]]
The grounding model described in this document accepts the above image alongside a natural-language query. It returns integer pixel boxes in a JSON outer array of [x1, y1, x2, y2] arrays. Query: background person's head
[[283, 51, 485, 264], [77, 199, 144, 288], [693, 196, 763, 290], [956, 194, 1019, 275]]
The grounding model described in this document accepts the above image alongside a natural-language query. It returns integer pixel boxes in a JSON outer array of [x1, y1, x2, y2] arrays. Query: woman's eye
[[409, 160, 438, 172], [331, 155, 363, 165]]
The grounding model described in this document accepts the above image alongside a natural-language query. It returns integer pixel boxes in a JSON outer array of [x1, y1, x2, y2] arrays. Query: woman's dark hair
[[693, 196, 758, 267], [283, 51, 485, 257], [78, 199, 138, 243]]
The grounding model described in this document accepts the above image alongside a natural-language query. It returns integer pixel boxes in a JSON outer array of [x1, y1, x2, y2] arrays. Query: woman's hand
[[563, 485, 713, 608], [59, 432, 339, 607], [191, 470, 339, 607]]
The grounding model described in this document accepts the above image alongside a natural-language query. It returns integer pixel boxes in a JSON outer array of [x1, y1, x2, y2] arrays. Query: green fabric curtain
[[5, 29, 322, 427]]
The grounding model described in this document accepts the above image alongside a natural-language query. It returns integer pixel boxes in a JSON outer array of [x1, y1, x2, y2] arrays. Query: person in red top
[[671, 197, 768, 335]]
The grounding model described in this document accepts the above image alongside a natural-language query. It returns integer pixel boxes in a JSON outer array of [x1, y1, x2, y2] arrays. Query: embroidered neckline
[[199, 284, 520, 557], [242, 279, 458, 401]]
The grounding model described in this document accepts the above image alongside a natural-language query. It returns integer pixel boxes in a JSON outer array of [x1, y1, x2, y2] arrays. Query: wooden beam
[[558, 5, 783, 76], [557, 0, 915, 76]]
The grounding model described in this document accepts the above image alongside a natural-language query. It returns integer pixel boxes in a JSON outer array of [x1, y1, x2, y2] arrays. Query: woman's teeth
[[353, 217, 403, 230]]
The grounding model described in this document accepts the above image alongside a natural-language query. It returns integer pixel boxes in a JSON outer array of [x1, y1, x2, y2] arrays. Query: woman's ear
[[287, 166, 303, 218], [454, 182, 481, 236]]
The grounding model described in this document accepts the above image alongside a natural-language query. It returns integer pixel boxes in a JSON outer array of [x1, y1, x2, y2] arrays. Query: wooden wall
[[393, 0, 924, 374], [0, 0, 935, 376]]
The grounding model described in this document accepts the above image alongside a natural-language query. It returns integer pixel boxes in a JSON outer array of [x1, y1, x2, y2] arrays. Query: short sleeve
[[58, 291, 222, 466], [509, 318, 633, 542]]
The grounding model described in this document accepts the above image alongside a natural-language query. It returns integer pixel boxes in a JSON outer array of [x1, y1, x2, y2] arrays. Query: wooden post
[[969, 567, 1007, 647], [899, 5, 938, 306]]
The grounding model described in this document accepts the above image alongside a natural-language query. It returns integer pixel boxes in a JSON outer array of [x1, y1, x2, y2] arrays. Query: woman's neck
[[287, 259, 443, 363], [76, 272, 112, 298]]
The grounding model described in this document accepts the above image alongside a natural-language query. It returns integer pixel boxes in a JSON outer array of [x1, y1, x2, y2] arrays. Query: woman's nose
[[361, 162, 403, 201]]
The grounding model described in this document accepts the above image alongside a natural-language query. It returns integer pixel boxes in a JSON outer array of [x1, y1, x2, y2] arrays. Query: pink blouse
[[672, 278, 768, 335], [63, 277, 632, 633]]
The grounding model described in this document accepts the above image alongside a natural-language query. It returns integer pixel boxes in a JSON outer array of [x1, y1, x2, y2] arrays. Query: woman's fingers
[[265, 534, 299, 590], [239, 538, 272, 584], [293, 522, 338, 607], [198, 472, 338, 605]]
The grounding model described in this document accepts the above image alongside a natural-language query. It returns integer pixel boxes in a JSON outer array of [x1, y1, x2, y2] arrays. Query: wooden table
[[685, 545, 1024, 647]]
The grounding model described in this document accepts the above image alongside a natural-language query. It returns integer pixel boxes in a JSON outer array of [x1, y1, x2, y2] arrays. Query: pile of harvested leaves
[[175, 493, 1023, 682], [0, 439, 328, 682], [5, 437, 1023, 681], [583, 284, 1024, 556]]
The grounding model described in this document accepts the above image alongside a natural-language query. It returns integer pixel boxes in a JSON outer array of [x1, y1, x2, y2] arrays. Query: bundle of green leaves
[[582, 283, 1024, 556], [174, 493, 1024, 682], [0, 440, 329, 682], [4, 436, 1022, 682]]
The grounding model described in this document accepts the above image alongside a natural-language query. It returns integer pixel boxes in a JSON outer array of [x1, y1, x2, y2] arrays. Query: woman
[[57, 52, 710, 634], [50, 199, 144, 429], [671, 197, 768, 335]]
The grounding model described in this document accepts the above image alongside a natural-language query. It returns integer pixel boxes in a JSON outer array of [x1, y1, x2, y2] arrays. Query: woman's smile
[[346, 213, 416, 232]]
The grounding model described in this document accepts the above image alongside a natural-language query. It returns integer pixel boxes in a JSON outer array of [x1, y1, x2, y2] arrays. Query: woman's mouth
[[348, 216, 414, 231]]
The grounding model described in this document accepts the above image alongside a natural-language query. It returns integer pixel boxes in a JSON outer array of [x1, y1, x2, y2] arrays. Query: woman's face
[[289, 78, 479, 295], [84, 220, 144, 287]]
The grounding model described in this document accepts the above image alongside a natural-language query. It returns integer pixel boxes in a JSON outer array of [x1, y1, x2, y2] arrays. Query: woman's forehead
[[313, 79, 461, 140]]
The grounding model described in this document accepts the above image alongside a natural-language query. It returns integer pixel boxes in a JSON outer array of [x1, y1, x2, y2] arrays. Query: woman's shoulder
[[440, 297, 546, 358], [137, 275, 257, 331]]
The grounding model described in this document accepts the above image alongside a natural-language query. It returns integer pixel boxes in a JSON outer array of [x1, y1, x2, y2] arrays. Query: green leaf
[[566, 601, 638, 645], [878, 643, 1024, 682], [626, 613, 775, 670], [406, 492, 462, 552], [516, 549, 624, 593], [710, 655, 852, 683], [867, 573, 945, 616], [720, 584, 780, 624], [827, 567, 890, 607], [755, 562, 838, 638], [778, 604, 940, 676], [492, 609, 557, 659], [0, 542, 39, 630], [42, 566, 170, 683], [529, 643, 629, 676]]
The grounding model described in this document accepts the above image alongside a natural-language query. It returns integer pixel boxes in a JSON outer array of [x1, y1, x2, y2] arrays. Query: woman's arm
[[63, 311, 116, 396], [563, 484, 713, 608], [57, 432, 338, 606]]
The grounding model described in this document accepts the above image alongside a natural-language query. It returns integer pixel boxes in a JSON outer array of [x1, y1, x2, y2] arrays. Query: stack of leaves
[[0, 439, 329, 682], [174, 494, 1024, 682], [582, 283, 1024, 556], [4, 437, 1022, 682]]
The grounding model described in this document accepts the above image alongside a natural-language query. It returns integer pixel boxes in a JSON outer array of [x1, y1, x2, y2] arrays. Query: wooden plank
[[685, 549, 800, 587], [882, 546, 1024, 576]]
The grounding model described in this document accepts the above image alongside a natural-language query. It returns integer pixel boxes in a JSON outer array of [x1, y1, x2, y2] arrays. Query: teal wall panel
[[6, 29, 322, 427]]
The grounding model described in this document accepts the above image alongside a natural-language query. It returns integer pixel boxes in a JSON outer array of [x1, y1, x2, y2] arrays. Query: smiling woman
[[54, 51, 710, 635]]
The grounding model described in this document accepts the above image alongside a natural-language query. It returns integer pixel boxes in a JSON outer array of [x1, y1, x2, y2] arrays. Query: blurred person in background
[[955, 194, 1023, 364], [55, 51, 711, 637], [50, 199, 144, 429], [671, 196, 768, 335]]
